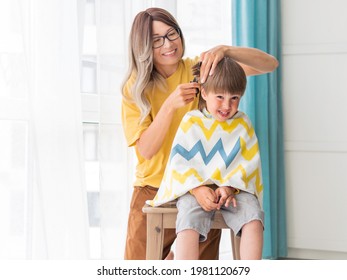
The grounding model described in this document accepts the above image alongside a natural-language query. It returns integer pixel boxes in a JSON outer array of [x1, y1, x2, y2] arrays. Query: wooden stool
[[142, 201, 241, 260]]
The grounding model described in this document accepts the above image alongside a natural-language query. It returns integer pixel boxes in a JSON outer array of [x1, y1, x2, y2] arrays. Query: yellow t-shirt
[[122, 56, 199, 188]]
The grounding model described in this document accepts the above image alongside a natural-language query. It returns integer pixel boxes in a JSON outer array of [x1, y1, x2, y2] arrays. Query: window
[[177, 0, 232, 57]]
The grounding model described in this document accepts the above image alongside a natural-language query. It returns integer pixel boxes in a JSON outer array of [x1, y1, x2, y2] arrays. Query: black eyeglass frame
[[152, 28, 181, 49]]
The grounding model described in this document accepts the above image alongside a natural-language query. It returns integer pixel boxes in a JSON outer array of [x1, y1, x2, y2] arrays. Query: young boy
[[147, 57, 264, 260]]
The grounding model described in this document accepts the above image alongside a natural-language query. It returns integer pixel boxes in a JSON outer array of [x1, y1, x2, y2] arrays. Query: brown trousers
[[124, 186, 221, 260]]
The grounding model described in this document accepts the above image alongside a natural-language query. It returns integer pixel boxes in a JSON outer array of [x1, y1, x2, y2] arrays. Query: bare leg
[[175, 229, 200, 260], [164, 250, 174, 260], [239, 220, 263, 260]]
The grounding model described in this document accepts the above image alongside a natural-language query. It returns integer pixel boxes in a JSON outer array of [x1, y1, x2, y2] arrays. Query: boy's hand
[[215, 187, 238, 210], [190, 186, 218, 211]]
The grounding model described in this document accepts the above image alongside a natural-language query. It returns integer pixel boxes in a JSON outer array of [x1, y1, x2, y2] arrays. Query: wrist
[[224, 45, 236, 58], [161, 99, 175, 115]]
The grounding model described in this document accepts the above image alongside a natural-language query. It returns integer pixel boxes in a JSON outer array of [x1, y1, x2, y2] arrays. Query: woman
[[121, 7, 278, 260]]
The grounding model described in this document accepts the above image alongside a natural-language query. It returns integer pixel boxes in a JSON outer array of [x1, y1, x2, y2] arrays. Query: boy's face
[[201, 89, 241, 121]]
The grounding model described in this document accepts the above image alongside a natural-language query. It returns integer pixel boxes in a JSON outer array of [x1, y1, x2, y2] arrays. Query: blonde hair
[[122, 8, 185, 123], [195, 57, 247, 111]]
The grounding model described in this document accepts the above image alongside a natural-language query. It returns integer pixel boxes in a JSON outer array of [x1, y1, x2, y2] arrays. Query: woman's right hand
[[164, 82, 200, 111], [136, 82, 199, 160]]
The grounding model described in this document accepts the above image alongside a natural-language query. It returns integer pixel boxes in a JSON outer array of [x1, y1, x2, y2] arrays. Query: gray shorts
[[176, 191, 264, 242]]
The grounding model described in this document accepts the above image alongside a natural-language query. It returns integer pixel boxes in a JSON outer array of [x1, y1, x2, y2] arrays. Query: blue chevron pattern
[[170, 138, 241, 168]]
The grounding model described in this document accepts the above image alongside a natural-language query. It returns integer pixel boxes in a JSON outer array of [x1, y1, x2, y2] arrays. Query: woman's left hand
[[199, 45, 226, 83]]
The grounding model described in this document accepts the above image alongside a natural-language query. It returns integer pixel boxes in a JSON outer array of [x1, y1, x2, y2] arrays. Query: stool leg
[[230, 230, 241, 260], [146, 213, 164, 260]]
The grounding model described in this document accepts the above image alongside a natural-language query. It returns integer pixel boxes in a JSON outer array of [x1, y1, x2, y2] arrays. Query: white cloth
[[146, 110, 263, 208]]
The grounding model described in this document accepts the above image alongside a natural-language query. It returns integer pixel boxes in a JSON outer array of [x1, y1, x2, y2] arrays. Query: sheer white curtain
[[0, 0, 89, 259], [95, 0, 132, 260]]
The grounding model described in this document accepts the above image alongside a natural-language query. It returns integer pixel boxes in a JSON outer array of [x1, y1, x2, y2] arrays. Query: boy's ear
[[200, 87, 207, 100]]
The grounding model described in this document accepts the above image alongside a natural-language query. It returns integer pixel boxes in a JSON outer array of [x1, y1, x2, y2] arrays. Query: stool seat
[[143, 202, 240, 260]]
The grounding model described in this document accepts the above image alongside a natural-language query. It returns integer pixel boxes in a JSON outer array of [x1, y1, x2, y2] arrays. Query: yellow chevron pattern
[[168, 166, 263, 195], [148, 169, 204, 206], [170, 169, 204, 184], [180, 116, 255, 140], [240, 137, 259, 160], [211, 166, 246, 184], [212, 166, 263, 193]]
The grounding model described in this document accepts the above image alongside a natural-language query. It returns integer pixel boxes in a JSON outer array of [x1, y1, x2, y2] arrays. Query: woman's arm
[[136, 107, 173, 160], [199, 46, 279, 83]]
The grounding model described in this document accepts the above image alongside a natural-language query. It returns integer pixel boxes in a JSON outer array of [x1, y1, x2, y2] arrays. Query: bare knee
[[239, 220, 263, 260], [243, 219, 263, 231]]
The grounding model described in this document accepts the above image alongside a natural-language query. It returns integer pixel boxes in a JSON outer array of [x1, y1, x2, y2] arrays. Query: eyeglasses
[[152, 28, 181, 49]]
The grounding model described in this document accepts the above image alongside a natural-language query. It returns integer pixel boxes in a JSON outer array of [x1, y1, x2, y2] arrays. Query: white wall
[[282, 0, 347, 259]]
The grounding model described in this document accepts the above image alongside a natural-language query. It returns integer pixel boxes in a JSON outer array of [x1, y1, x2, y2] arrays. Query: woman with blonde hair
[[121, 7, 278, 260]]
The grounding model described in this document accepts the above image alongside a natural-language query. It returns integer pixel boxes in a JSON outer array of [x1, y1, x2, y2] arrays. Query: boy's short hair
[[195, 57, 247, 111]]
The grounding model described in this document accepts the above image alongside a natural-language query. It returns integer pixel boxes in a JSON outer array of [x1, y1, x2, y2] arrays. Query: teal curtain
[[232, 0, 287, 259]]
